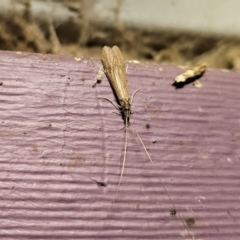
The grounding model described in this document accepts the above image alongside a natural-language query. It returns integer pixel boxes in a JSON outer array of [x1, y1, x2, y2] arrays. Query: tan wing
[[101, 46, 130, 102]]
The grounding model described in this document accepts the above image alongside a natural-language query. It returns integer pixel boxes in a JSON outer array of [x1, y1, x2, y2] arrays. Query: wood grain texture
[[0, 50, 239, 240]]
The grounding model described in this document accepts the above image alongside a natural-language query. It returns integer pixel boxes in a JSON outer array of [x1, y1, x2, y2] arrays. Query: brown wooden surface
[[0, 50, 239, 240]]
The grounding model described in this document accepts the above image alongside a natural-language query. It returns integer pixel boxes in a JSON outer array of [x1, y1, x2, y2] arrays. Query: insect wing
[[102, 46, 130, 102]]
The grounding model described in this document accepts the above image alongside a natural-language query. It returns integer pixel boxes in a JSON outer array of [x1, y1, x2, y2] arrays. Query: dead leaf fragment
[[175, 63, 207, 83]]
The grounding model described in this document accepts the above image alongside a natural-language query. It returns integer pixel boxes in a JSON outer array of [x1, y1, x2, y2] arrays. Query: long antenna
[[133, 126, 195, 240]]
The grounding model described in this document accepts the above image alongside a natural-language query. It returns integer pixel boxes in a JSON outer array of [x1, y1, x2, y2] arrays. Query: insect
[[99, 46, 195, 240], [101, 45, 140, 193], [102, 46, 132, 126]]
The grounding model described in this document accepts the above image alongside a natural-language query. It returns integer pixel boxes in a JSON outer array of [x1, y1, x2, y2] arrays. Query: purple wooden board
[[0, 50, 239, 240]]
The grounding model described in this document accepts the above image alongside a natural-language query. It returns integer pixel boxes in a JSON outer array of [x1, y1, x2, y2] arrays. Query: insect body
[[102, 45, 131, 126]]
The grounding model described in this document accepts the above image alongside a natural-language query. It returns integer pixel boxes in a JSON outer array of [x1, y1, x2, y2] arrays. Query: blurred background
[[1, 0, 240, 69]]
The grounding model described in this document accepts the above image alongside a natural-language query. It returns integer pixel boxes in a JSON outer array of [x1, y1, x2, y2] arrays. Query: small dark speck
[[81, 77, 85, 82], [23, 132, 27, 135], [179, 141, 184, 146], [49, 124, 52, 128], [96, 181, 106, 187], [146, 124, 150, 129], [12, 186, 15, 189], [0, 82, 3, 86], [169, 209, 177, 216], [152, 140, 156, 144], [60, 74, 66, 77], [186, 217, 195, 227]]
